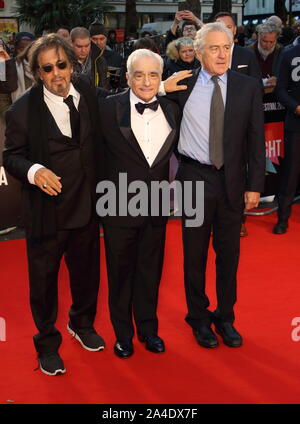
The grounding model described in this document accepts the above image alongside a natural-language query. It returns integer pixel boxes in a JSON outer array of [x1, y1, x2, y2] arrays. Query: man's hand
[[174, 11, 184, 24], [266, 76, 277, 86], [263, 76, 277, 93], [34, 168, 62, 196], [180, 10, 202, 26], [244, 191, 260, 210], [171, 12, 184, 35], [163, 70, 193, 93]]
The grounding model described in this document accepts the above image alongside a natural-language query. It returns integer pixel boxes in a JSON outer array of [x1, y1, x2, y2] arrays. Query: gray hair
[[127, 48, 163, 75], [193, 22, 233, 52], [256, 22, 281, 38], [70, 27, 90, 42], [166, 37, 195, 61], [174, 36, 195, 49], [267, 15, 283, 28]]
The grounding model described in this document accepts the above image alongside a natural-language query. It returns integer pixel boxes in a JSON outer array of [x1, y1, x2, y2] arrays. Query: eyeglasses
[[40, 61, 68, 73], [183, 26, 196, 32]]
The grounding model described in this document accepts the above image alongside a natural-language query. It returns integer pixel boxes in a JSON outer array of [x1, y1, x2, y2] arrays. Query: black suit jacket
[[167, 68, 265, 210], [276, 44, 300, 132], [231, 44, 262, 81], [98, 89, 180, 227], [3, 76, 106, 238]]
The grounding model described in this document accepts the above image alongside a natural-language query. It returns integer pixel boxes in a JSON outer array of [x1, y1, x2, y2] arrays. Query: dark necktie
[[63, 95, 80, 139], [135, 100, 159, 115], [209, 76, 224, 169]]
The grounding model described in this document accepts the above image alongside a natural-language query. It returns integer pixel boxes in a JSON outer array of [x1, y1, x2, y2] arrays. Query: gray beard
[[258, 43, 275, 60]]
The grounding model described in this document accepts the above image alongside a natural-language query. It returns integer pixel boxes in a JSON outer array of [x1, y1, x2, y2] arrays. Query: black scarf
[[27, 77, 99, 243]]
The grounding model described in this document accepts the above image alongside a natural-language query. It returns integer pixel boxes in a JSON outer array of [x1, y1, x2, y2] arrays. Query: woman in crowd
[[163, 36, 200, 79]]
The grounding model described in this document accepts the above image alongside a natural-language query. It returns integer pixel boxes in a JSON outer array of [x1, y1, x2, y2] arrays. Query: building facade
[[6, 0, 300, 37], [244, 0, 300, 25], [105, 0, 244, 29]]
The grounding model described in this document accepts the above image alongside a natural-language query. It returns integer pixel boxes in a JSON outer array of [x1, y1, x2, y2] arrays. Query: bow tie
[[135, 100, 159, 115]]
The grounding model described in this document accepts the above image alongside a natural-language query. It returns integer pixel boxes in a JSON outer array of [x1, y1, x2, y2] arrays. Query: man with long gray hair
[[248, 22, 283, 91]]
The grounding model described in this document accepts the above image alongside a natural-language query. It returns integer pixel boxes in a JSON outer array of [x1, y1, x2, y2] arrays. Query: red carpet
[[1, 207, 300, 404]]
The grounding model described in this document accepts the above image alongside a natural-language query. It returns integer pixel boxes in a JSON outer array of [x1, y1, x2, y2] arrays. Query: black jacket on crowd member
[[164, 29, 178, 49], [163, 57, 200, 79], [74, 42, 110, 89], [274, 44, 300, 225], [90, 42, 110, 89], [102, 47, 123, 68], [276, 44, 300, 132], [231, 44, 262, 81], [0, 58, 18, 93]]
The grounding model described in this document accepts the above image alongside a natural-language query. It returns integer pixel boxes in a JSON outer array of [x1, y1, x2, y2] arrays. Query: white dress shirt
[[130, 90, 171, 167], [27, 83, 80, 184]]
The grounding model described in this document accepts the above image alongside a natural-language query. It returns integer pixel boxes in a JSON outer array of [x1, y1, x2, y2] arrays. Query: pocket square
[[237, 64, 248, 68]]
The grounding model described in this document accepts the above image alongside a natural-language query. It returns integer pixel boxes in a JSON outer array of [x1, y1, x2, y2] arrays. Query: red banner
[[264, 121, 284, 164]]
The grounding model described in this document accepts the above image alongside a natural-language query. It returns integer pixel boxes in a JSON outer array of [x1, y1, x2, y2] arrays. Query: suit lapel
[[231, 45, 238, 71], [223, 69, 237, 148], [78, 96, 90, 144], [116, 90, 149, 163], [151, 96, 176, 168], [74, 77, 96, 145]]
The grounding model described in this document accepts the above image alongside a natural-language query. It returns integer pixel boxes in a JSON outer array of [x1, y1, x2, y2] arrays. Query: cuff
[[27, 164, 45, 185], [158, 81, 166, 96]]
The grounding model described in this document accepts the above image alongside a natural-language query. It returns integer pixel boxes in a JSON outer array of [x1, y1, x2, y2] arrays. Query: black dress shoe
[[214, 322, 243, 347], [273, 222, 288, 234], [114, 340, 134, 358], [138, 334, 165, 353], [193, 326, 219, 348]]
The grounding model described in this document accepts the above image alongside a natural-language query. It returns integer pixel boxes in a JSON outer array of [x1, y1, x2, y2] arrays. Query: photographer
[[165, 10, 203, 48]]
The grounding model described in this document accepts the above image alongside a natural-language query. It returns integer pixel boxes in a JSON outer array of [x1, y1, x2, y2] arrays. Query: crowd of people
[[1, 11, 300, 376]]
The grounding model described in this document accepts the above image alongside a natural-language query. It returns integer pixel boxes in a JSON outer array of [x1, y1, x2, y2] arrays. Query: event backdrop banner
[[0, 118, 21, 229], [262, 92, 286, 196]]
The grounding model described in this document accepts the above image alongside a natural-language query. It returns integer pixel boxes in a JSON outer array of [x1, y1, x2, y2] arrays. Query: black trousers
[[277, 131, 300, 223], [26, 217, 100, 354], [177, 159, 243, 329], [103, 220, 166, 341]]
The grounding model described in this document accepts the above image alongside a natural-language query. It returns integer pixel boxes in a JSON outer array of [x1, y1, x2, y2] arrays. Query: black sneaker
[[67, 322, 105, 351], [38, 352, 66, 376]]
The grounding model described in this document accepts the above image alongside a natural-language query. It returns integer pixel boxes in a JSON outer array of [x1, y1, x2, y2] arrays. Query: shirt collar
[[130, 89, 157, 105], [200, 68, 228, 85], [43, 83, 80, 104]]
